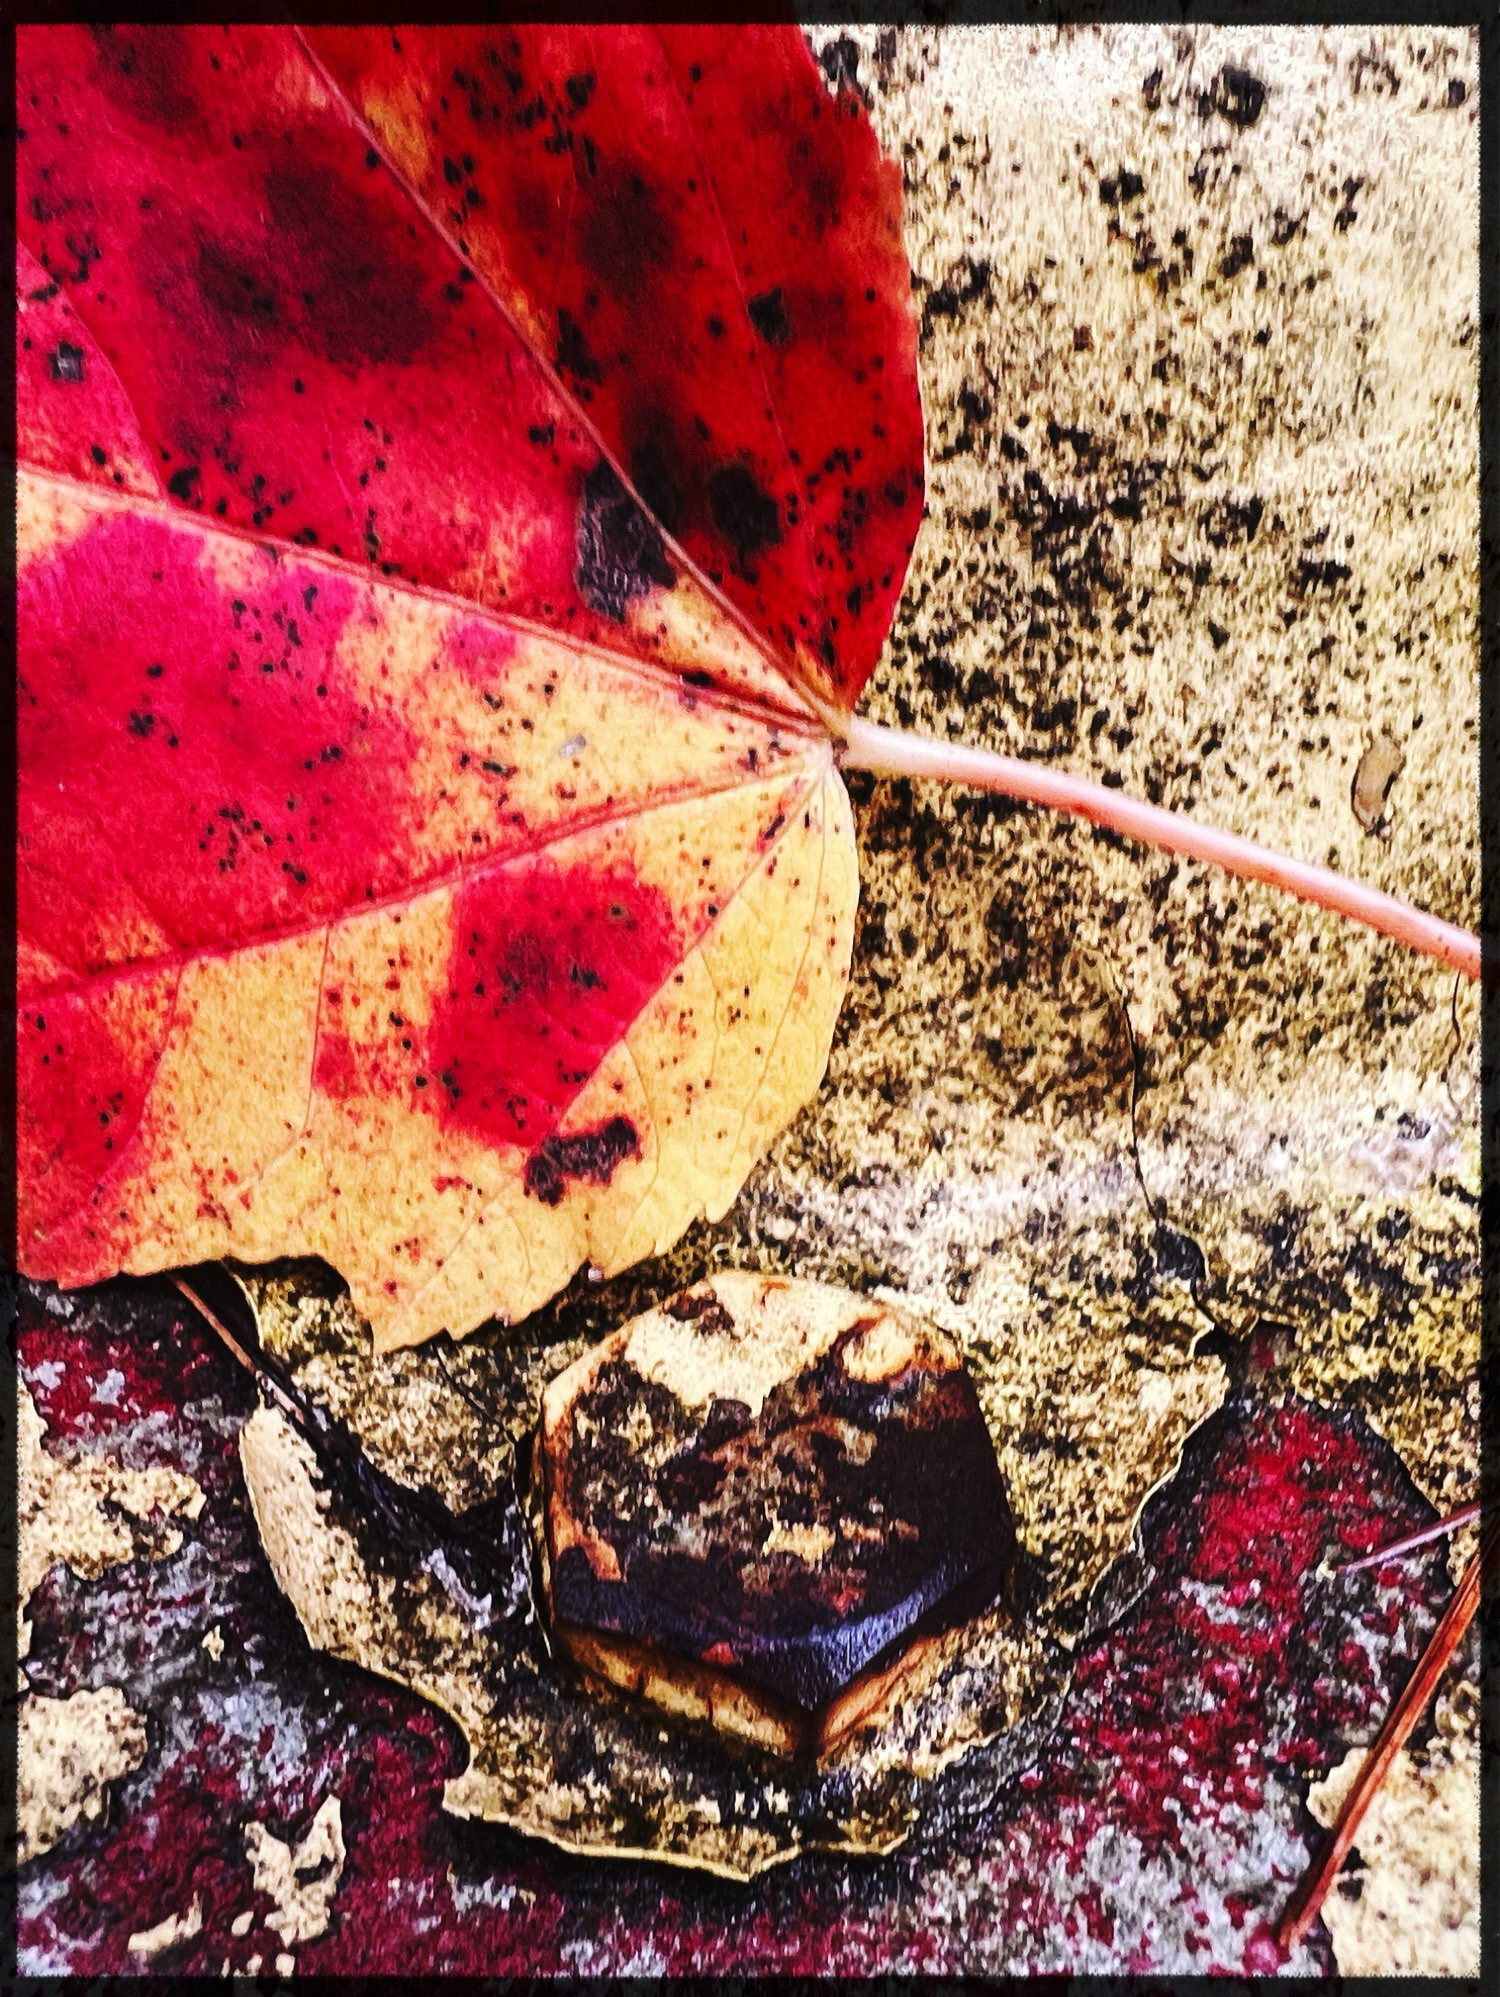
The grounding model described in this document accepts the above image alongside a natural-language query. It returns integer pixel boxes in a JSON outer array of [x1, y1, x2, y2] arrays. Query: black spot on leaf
[[748, 286, 790, 344], [709, 463, 781, 572], [524, 1117, 640, 1206], [576, 457, 675, 621]]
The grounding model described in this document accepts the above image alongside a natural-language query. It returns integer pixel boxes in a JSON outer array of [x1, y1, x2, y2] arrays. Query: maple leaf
[[16, 23, 923, 1349]]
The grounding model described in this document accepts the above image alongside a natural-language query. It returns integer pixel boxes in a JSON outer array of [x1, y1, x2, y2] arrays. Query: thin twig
[[1337, 1498, 1491, 1576], [1277, 1519, 1499, 1956], [175, 1274, 524, 1632], [838, 718, 1485, 982], [171, 1274, 259, 1376], [172, 1272, 312, 1433]]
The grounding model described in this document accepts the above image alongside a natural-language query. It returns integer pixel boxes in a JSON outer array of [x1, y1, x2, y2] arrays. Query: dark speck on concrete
[[1211, 66, 1267, 128]]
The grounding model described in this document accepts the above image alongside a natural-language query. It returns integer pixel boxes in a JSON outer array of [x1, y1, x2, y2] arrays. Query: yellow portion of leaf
[[20, 475, 856, 1347]]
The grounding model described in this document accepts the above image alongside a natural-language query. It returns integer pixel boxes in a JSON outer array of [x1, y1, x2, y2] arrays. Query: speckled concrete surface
[[785, 17, 1479, 1551], [15, 22, 1480, 1976]]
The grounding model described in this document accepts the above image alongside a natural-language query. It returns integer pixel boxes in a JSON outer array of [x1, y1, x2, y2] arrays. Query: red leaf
[[18, 22, 922, 710], [16, 23, 923, 1345]]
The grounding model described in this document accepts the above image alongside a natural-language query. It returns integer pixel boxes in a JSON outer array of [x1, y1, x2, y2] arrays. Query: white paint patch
[[243, 1794, 346, 1947], [16, 1382, 204, 1865], [93, 1368, 127, 1408], [128, 1895, 204, 1957], [18, 1688, 147, 1867]]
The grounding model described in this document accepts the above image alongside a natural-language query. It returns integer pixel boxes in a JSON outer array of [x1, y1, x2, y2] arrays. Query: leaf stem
[[837, 718, 1483, 983]]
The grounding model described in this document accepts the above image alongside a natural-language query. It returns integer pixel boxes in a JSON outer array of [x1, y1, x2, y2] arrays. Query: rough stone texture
[[126, 1894, 204, 1960], [14, 21, 1479, 1975], [242, 1796, 347, 1948], [16, 1379, 203, 1865], [1306, 1677, 1479, 1977], [782, 15, 1480, 1569], [18, 1378, 204, 1656], [18, 1687, 148, 1870]]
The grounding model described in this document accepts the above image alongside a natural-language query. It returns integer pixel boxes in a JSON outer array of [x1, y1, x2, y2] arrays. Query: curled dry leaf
[[237, 1267, 1073, 1876], [17, 23, 921, 1349]]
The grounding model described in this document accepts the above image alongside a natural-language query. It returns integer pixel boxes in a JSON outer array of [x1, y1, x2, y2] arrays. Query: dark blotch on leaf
[[576, 457, 676, 622], [709, 463, 782, 571], [87, 23, 196, 131], [583, 170, 675, 292], [663, 1287, 736, 1334], [629, 436, 683, 536], [524, 1116, 640, 1207], [195, 238, 278, 334], [748, 286, 791, 344], [262, 163, 435, 369], [555, 307, 603, 385]]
